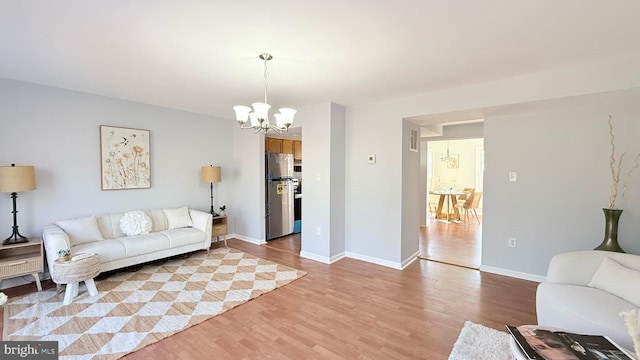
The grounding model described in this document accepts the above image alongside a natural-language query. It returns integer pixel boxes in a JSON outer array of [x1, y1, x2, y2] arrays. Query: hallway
[[420, 217, 482, 269]]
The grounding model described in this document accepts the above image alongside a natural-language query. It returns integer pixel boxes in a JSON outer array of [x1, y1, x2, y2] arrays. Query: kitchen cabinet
[[267, 137, 283, 153], [282, 139, 294, 154], [294, 140, 302, 160], [266, 137, 301, 159]]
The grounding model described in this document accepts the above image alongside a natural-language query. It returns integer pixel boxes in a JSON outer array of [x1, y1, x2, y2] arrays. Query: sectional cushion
[[588, 257, 640, 307], [55, 215, 105, 246]]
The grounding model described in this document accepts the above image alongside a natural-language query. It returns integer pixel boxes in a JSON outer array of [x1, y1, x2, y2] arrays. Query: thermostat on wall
[[368, 154, 376, 164]]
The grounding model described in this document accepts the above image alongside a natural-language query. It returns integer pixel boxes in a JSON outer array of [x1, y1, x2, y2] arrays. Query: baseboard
[[330, 252, 346, 263], [401, 250, 420, 269], [299, 251, 330, 264], [231, 234, 267, 245], [345, 251, 403, 270], [480, 265, 545, 283]]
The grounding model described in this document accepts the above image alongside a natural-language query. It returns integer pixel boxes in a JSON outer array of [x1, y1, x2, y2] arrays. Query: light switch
[[315, 173, 321, 181], [509, 172, 517, 182]]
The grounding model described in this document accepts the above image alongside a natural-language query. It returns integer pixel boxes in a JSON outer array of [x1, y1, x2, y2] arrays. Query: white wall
[[231, 126, 265, 243], [401, 119, 420, 266], [345, 104, 403, 267], [483, 94, 640, 275], [0, 78, 234, 241], [329, 103, 346, 259], [299, 102, 330, 259], [299, 102, 346, 263], [346, 53, 640, 277]]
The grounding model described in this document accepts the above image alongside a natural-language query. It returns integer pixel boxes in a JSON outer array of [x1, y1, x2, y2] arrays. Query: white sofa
[[536, 250, 640, 350], [42, 207, 212, 278]]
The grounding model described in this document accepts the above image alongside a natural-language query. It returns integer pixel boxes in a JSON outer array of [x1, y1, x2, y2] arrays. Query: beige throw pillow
[[588, 257, 640, 307], [55, 215, 105, 246], [163, 206, 193, 229]]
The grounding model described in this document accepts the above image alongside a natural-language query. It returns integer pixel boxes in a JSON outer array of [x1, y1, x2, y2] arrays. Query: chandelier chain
[[263, 56, 269, 104]]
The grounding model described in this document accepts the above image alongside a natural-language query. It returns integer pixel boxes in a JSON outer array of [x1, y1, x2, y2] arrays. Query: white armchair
[[536, 250, 640, 351]]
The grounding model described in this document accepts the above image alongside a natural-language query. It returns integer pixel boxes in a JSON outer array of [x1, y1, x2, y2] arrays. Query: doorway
[[421, 138, 484, 269]]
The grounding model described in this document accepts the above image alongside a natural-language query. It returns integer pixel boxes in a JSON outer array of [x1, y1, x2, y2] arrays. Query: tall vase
[[594, 208, 625, 253]]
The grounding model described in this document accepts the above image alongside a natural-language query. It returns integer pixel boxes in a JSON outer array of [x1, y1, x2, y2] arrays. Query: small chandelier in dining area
[[233, 53, 296, 134], [441, 142, 452, 162]]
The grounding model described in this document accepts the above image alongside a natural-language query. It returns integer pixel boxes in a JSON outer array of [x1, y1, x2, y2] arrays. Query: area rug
[[448, 321, 515, 360], [2, 247, 306, 359]]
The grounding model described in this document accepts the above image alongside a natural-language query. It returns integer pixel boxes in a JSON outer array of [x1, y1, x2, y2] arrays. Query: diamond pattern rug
[[2, 247, 306, 359]]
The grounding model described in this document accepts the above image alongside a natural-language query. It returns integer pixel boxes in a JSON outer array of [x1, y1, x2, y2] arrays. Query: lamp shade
[[201, 165, 221, 183], [252, 102, 271, 121], [233, 105, 251, 123], [0, 165, 36, 193]]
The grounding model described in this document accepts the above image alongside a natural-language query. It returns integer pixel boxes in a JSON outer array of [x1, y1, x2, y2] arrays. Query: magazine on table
[[506, 324, 636, 360]]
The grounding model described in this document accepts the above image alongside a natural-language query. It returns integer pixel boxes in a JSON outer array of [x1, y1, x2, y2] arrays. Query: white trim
[[401, 251, 420, 269], [231, 234, 267, 245], [345, 251, 403, 270], [300, 251, 331, 264], [330, 252, 346, 263], [480, 265, 545, 283]]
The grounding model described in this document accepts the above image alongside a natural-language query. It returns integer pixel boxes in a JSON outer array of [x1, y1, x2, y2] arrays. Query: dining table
[[429, 189, 469, 222]]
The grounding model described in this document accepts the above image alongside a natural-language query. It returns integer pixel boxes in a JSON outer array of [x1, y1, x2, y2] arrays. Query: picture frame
[[447, 154, 460, 169], [100, 125, 151, 190]]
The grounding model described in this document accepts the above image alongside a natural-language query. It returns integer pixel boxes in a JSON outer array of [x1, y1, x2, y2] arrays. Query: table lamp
[[201, 165, 221, 216], [0, 164, 37, 245]]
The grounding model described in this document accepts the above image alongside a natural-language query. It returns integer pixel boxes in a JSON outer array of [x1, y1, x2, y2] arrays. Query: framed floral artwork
[[100, 125, 151, 190]]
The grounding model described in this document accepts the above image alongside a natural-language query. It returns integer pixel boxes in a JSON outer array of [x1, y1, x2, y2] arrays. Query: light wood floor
[[420, 216, 482, 269], [1, 233, 538, 360]]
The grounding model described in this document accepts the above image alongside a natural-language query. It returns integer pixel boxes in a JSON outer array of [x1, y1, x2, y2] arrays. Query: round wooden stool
[[52, 253, 100, 305]]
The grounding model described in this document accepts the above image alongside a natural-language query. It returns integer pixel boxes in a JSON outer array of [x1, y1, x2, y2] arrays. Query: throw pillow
[[163, 206, 193, 229], [119, 210, 153, 236], [588, 257, 640, 307], [54, 215, 105, 246]]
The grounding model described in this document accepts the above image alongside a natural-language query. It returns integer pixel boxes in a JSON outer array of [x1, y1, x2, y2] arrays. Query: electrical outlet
[[316, 227, 321, 236], [508, 237, 517, 248]]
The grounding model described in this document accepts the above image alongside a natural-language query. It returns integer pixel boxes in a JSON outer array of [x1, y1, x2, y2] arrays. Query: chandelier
[[233, 53, 296, 134], [440, 142, 452, 162]]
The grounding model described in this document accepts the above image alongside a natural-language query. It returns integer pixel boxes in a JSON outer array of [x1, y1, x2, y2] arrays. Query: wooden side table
[[0, 238, 43, 291], [212, 215, 228, 247], [52, 253, 100, 305]]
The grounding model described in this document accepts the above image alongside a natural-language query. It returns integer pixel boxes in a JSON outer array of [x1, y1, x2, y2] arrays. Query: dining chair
[[456, 188, 475, 206], [455, 191, 482, 224]]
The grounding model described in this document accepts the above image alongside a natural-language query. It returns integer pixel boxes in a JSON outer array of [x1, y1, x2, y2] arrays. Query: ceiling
[[2, 1, 640, 126]]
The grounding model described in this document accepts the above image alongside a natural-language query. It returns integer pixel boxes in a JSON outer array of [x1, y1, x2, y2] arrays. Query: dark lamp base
[[3, 236, 28, 245]]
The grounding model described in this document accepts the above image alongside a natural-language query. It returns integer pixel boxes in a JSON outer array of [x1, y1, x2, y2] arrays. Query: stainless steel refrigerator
[[266, 153, 294, 240]]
